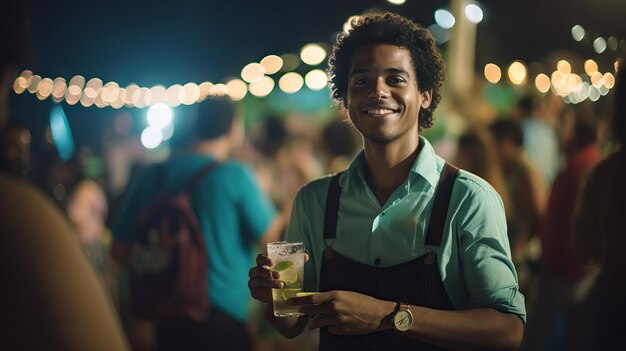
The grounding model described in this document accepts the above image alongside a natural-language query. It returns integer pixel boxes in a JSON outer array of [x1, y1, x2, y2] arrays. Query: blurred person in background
[[249, 12, 524, 350], [454, 127, 511, 222], [1, 2, 129, 350], [65, 176, 115, 296], [514, 95, 561, 188], [521, 115, 601, 351], [111, 98, 283, 351], [0, 119, 31, 180], [570, 56, 626, 350], [319, 116, 361, 174], [489, 118, 546, 294]]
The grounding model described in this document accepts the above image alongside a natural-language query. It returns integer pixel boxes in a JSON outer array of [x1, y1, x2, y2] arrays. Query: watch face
[[393, 310, 413, 332]]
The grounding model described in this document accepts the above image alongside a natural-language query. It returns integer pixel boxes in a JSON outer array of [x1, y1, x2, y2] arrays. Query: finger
[[289, 291, 334, 306], [249, 266, 280, 280], [249, 287, 273, 303], [256, 254, 273, 267], [298, 301, 339, 315], [308, 314, 342, 330], [248, 277, 284, 290], [304, 252, 310, 263]]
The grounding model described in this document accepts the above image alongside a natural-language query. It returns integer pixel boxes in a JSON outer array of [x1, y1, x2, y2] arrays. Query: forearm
[[391, 306, 524, 351], [263, 303, 309, 338]]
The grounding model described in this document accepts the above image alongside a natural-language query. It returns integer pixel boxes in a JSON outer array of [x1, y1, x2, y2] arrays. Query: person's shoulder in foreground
[[0, 174, 130, 351]]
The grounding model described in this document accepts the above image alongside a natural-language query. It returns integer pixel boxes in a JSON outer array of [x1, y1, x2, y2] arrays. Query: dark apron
[[319, 163, 459, 351]]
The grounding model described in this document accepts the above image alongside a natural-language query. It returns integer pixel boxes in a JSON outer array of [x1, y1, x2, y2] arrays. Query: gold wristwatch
[[392, 302, 413, 332]]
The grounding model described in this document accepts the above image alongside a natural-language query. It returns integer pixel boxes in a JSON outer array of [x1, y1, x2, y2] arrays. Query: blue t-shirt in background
[[111, 154, 277, 322]]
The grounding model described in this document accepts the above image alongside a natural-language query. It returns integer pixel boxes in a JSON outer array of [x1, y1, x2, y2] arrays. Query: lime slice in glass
[[272, 260, 293, 272]]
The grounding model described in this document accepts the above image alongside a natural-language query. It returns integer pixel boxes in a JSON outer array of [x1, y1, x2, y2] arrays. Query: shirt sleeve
[[456, 184, 527, 322], [232, 162, 277, 243]]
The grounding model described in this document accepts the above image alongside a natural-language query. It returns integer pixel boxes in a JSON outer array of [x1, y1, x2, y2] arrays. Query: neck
[[363, 136, 420, 205], [189, 138, 231, 161]]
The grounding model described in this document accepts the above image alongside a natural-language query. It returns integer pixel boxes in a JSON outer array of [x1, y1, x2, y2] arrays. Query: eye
[[388, 76, 407, 85], [351, 76, 369, 85]]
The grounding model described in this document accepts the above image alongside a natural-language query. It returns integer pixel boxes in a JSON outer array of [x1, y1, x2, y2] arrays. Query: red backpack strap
[[184, 162, 221, 193]]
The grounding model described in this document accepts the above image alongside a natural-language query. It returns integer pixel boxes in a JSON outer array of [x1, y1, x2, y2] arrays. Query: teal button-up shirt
[[285, 136, 526, 322]]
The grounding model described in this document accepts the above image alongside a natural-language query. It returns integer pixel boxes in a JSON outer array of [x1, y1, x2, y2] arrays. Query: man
[[111, 99, 283, 351], [249, 13, 525, 350]]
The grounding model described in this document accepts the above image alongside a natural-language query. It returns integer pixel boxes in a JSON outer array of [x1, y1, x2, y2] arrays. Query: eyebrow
[[350, 67, 411, 76]]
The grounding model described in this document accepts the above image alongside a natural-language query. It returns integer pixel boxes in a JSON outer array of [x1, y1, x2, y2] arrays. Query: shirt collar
[[346, 136, 441, 189]]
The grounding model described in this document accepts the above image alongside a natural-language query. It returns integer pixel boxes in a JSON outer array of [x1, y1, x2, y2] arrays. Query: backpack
[[129, 162, 220, 321]]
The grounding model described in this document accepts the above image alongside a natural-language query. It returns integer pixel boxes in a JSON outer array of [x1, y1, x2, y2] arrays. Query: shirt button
[[377, 275, 386, 283], [379, 212, 385, 217], [374, 258, 381, 266]]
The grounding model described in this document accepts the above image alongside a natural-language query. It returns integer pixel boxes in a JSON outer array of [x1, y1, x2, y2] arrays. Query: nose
[[367, 77, 390, 100]]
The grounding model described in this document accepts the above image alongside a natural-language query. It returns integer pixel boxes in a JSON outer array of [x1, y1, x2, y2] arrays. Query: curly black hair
[[327, 12, 446, 130]]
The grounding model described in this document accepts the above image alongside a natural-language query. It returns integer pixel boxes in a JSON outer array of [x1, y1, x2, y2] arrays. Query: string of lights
[[12, 10, 622, 111], [12, 44, 331, 109]]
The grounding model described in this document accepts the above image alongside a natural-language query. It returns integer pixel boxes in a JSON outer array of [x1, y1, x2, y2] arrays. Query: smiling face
[[346, 44, 432, 146]]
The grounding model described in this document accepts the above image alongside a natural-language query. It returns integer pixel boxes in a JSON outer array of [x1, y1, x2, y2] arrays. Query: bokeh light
[[464, 4, 484, 24], [571, 25, 585, 41], [51, 77, 67, 102], [604, 72, 616, 89], [36, 78, 53, 100], [584, 59, 598, 76], [557, 60, 571, 76], [590, 71, 604, 88], [241, 63, 266, 83], [147, 103, 173, 128], [226, 79, 248, 101], [593, 37, 607, 54], [141, 126, 163, 149], [508, 61, 527, 85], [535, 74, 551, 93], [434, 9, 455, 29], [279, 72, 304, 94], [209, 83, 229, 97], [305, 69, 328, 90], [150, 85, 168, 105], [27, 75, 42, 94], [300, 44, 327, 66], [484, 63, 501, 83], [260, 55, 283, 75], [166, 84, 183, 107], [180, 82, 201, 105], [249, 76, 275, 97]]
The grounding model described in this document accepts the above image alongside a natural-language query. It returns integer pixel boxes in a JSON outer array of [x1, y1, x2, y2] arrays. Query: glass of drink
[[267, 241, 305, 317]]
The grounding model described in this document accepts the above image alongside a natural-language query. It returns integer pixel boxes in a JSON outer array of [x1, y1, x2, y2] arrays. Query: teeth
[[366, 109, 394, 115]]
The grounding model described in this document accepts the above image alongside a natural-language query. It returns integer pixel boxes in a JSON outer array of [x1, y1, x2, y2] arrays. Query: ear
[[420, 89, 433, 109]]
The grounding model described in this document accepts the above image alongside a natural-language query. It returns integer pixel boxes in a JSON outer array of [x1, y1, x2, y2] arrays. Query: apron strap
[[323, 172, 343, 241], [424, 162, 460, 246]]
